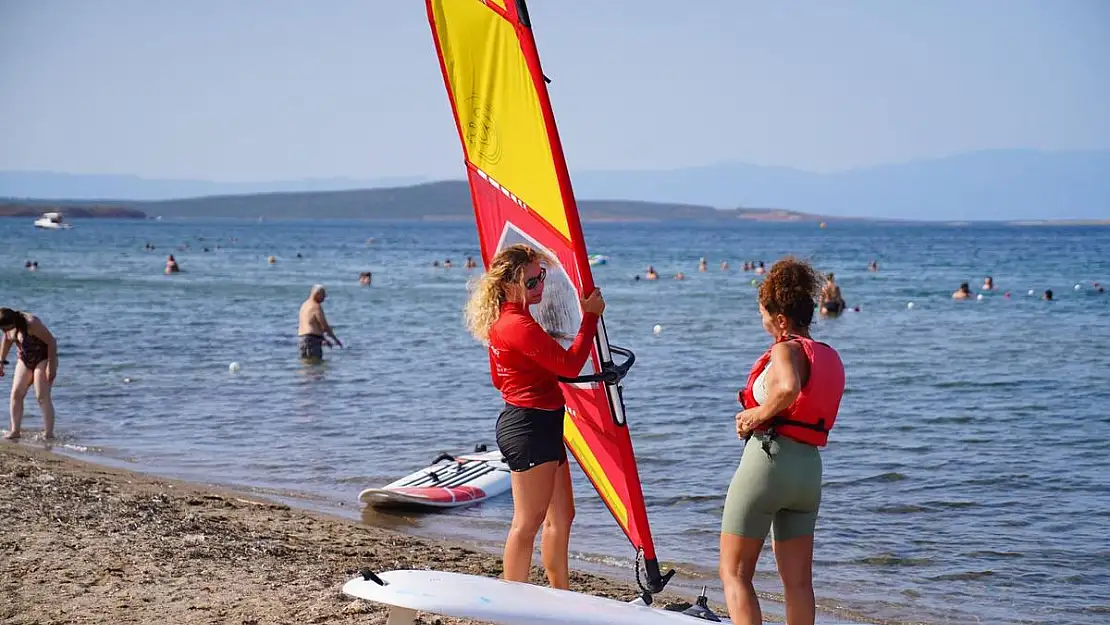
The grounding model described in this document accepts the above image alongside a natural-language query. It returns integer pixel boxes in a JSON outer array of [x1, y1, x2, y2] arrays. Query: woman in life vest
[[720, 257, 845, 625], [465, 244, 606, 589]]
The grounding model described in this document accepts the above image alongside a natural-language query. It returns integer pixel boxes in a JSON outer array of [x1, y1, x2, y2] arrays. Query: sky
[[1, 0, 1108, 182]]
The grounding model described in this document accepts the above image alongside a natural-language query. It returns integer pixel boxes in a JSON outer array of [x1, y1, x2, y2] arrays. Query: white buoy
[[1028, 289, 1035, 296], [907, 302, 915, 309], [229, 362, 241, 374], [1075, 284, 1082, 291], [123, 377, 132, 384], [976, 294, 984, 301], [652, 324, 663, 334]]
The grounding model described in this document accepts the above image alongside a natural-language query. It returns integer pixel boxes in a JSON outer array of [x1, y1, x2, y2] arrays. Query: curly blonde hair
[[758, 256, 825, 329], [465, 244, 553, 343]]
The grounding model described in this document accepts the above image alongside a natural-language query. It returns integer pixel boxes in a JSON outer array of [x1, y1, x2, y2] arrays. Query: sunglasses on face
[[524, 267, 547, 290]]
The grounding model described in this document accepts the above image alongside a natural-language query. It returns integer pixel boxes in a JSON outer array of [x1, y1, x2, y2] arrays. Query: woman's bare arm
[[744, 342, 807, 427]]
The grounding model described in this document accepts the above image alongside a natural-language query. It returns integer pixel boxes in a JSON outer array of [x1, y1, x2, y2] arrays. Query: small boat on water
[[33, 212, 73, 230]]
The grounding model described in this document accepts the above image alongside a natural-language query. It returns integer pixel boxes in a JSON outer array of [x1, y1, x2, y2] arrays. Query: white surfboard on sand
[[343, 569, 861, 625], [358, 447, 511, 509], [343, 569, 723, 625]]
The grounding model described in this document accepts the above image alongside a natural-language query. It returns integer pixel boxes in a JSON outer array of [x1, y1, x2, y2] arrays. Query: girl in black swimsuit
[[0, 308, 58, 440]]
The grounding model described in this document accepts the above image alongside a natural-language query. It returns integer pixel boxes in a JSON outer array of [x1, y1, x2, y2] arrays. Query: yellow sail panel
[[430, 0, 570, 239], [486, 0, 507, 9], [564, 413, 629, 529]]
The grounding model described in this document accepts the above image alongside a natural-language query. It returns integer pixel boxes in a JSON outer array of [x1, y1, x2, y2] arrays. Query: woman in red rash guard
[[465, 243, 605, 589]]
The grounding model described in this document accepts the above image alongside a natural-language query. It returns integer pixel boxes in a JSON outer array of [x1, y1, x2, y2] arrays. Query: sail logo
[[464, 95, 502, 165]]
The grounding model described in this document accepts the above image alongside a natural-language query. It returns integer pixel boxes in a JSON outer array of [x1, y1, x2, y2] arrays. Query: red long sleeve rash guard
[[487, 301, 600, 410]]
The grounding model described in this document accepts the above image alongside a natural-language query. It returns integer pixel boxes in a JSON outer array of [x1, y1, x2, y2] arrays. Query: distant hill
[[0, 202, 144, 219], [0, 181, 825, 222], [129, 182, 821, 222], [569, 149, 1110, 221], [0, 171, 428, 202], [2, 149, 1107, 221]]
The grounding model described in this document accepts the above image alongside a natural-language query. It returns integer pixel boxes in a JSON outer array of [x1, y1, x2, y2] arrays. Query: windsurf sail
[[426, 0, 674, 594]]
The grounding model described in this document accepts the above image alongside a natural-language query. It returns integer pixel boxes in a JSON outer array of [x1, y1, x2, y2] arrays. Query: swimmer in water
[[444, 258, 453, 268], [868, 260, 879, 272], [674, 272, 686, 280], [1043, 289, 1053, 301], [721, 260, 729, 271], [982, 276, 994, 291], [754, 261, 766, 275], [645, 266, 658, 280], [698, 258, 708, 272], [298, 285, 343, 362], [952, 283, 972, 300], [818, 273, 846, 316], [359, 272, 372, 286], [164, 255, 179, 274], [465, 256, 478, 269]]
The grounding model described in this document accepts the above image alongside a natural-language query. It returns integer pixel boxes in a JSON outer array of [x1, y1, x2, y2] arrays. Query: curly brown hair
[[464, 244, 554, 343], [758, 257, 825, 329]]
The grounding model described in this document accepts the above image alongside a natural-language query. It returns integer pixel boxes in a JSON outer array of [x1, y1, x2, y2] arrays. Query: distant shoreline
[[2, 182, 1107, 225], [0, 203, 145, 219]]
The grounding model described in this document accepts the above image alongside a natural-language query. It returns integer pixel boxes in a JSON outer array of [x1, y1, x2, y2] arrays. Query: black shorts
[[495, 404, 568, 472]]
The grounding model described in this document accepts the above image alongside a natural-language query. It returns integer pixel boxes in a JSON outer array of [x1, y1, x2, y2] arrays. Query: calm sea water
[[3, 216, 1109, 625]]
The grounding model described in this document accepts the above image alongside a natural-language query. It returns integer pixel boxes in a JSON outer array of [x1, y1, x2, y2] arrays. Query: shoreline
[[0, 442, 874, 624], [3, 443, 802, 624]]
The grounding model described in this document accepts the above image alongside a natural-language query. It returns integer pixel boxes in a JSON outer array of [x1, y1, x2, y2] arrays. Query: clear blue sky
[[1, 0, 1107, 181]]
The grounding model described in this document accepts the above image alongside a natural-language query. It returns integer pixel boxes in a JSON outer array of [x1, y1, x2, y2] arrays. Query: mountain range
[[1, 149, 1108, 221]]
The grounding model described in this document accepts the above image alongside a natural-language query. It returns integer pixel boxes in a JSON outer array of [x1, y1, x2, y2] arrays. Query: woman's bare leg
[[502, 461, 558, 582], [6, 361, 33, 439], [719, 532, 766, 625], [774, 534, 816, 625], [32, 363, 55, 439], [540, 460, 575, 589]]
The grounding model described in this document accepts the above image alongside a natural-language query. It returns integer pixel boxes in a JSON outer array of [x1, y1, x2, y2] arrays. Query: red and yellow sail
[[426, 0, 670, 590]]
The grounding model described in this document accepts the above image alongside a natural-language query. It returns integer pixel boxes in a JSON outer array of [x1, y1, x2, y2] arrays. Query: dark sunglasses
[[524, 267, 547, 290]]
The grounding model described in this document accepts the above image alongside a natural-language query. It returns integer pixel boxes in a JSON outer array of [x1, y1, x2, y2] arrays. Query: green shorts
[[721, 433, 823, 542]]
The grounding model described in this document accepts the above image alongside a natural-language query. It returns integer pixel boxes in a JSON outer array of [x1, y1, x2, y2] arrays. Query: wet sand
[[0, 443, 708, 624]]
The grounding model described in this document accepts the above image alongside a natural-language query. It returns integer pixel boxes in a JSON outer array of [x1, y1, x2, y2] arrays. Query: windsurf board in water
[[358, 447, 511, 509]]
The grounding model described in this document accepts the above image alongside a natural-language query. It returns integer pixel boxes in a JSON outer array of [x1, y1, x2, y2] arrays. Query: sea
[[2, 216, 1109, 625]]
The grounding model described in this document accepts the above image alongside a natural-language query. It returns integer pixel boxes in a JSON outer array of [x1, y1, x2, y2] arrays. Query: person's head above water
[[959, 282, 970, 293], [756, 257, 823, 340], [465, 244, 553, 342], [310, 284, 327, 302]]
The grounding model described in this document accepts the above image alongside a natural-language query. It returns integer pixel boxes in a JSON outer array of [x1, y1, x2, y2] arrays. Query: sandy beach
[[0, 443, 707, 625]]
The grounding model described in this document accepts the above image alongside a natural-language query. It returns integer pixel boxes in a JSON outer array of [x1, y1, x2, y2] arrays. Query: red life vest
[[738, 335, 845, 447]]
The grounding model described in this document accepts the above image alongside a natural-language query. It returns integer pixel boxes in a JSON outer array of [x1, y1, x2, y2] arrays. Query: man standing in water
[[298, 285, 342, 362]]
